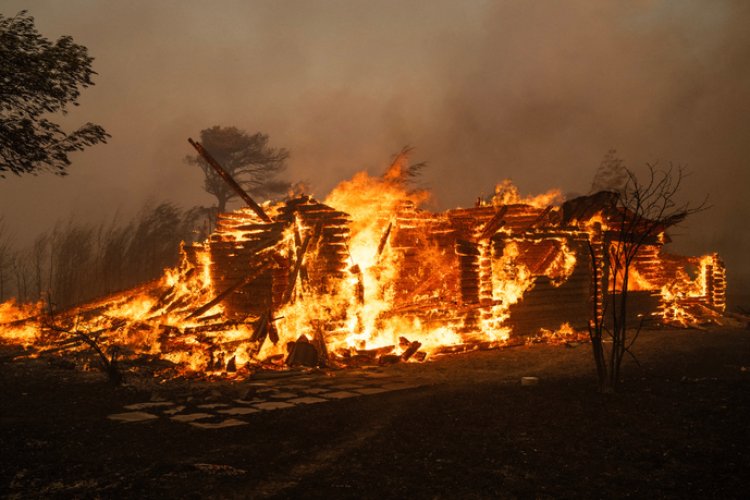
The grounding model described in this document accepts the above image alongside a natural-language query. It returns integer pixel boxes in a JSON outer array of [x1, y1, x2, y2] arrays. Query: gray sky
[[1, 0, 749, 300]]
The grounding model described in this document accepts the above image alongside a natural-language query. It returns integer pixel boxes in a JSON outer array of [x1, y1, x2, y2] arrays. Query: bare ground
[[1, 326, 748, 499]]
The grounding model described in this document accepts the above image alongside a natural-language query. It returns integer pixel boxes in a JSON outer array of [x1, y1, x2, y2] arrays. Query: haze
[[1, 0, 748, 302]]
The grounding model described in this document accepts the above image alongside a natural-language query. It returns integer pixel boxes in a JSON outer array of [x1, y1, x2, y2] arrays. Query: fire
[[0, 300, 42, 346], [491, 179, 563, 208], [0, 161, 726, 377], [660, 253, 725, 326]]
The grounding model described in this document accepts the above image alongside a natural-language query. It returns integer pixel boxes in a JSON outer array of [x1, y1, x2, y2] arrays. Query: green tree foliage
[[0, 11, 109, 176], [186, 126, 290, 212]]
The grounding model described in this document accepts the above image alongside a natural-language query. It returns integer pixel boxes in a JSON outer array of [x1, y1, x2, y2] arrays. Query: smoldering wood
[[377, 222, 393, 258], [46, 321, 126, 384], [226, 355, 237, 372], [282, 233, 312, 304], [480, 206, 508, 240], [400, 340, 422, 361], [250, 310, 270, 344], [286, 335, 319, 367], [186, 258, 273, 319], [378, 353, 401, 365], [356, 345, 395, 357], [5, 181, 723, 376]]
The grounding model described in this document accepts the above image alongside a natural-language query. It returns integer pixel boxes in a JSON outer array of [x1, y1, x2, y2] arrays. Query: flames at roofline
[[0, 167, 726, 377]]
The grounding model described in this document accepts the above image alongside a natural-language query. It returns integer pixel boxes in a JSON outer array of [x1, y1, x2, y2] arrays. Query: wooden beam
[[185, 259, 273, 319], [282, 233, 312, 304]]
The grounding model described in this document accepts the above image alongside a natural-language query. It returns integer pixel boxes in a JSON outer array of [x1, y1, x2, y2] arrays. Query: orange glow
[[0, 170, 725, 375], [491, 179, 563, 208]]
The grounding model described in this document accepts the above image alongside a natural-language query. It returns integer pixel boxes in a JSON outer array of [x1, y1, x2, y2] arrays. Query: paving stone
[[288, 396, 327, 405], [380, 382, 421, 391], [352, 379, 393, 387], [253, 401, 296, 411], [233, 398, 266, 405], [300, 387, 330, 394], [193, 463, 246, 475], [190, 419, 248, 429], [322, 391, 360, 399], [163, 405, 186, 415], [313, 380, 337, 386], [197, 403, 230, 409], [277, 384, 307, 390], [218, 407, 260, 416], [170, 412, 214, 423], [123, 402, 175, 411], [328, 384, 364, 390], [355, 387, 390, 395], [107, 411, 158, 423], [269, 392, 298, 399]]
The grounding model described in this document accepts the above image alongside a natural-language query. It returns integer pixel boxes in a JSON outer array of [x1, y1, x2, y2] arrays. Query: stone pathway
[[108, 372, 425, 429]]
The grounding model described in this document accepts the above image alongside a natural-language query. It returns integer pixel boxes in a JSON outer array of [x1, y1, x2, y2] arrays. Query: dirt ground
[[1, 326, 748, 499]]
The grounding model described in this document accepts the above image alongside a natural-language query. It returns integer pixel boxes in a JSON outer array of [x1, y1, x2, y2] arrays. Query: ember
[[0, 144, 726, 377]]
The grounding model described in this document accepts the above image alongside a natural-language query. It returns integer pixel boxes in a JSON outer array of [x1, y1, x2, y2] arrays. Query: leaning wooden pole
[[188, 138, 272, 222]]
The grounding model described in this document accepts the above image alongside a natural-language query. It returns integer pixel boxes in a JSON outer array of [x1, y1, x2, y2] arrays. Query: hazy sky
[[1, 1, 749, 298]]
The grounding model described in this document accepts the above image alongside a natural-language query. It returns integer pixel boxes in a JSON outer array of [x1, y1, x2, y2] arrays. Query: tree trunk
[[217, 194, 228, 214]]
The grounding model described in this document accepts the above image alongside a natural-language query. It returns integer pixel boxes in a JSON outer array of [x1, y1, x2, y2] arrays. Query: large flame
[[0, 170, 724, 376]]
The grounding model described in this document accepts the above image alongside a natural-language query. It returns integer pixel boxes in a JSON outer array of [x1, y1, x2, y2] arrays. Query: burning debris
[[0, 143, 728, 378]]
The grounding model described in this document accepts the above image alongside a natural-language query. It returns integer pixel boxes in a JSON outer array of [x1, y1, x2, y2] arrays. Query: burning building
[[0, 145, 726, 376]]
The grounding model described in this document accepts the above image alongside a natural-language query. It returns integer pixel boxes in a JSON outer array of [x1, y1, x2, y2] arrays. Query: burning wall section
[[0, 176, 726, 376]]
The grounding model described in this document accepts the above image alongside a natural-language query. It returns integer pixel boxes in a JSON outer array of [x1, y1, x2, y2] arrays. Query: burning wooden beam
[[282, 232, 312, 304], [186, 258, 274, 319]]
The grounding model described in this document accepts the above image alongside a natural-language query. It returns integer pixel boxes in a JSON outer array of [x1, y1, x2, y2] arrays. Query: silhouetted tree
[[0, 11, 109, 176], [382, 146, 427, 184], [587, 161, 706, 392], [186, 126, 290, 212]]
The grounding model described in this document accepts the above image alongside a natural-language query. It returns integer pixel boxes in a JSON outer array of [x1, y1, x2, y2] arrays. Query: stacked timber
[[477, 239, 494, 322], [502, 235, 593, 336], [209, 209, 287, 319], [446, 206, 496, 241], [705, 254, 727, 311], [447, 204, 562, 335], [447, 206, 500, 334], [587, 222, 606, 325], [604, 290, 662, 325], [631, 245, 664, 288], [500, 205, 555, 232], [276, 196, 351, 292], [385, 201, 462, 329], [656, 252, 726, 314], [207, 197, 352, 322], [455, 239, 481, 305], [182, 243, 204, 269]]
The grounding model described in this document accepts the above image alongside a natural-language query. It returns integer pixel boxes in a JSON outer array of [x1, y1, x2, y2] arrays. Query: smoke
[[1, 0, 748, 303]]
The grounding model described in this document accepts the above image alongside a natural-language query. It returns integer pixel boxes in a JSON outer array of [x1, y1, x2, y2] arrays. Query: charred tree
[[587, 163, 706, 393]]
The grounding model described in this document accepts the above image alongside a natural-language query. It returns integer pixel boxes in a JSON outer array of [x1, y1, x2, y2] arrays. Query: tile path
[[108, 372, 425, 429]]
